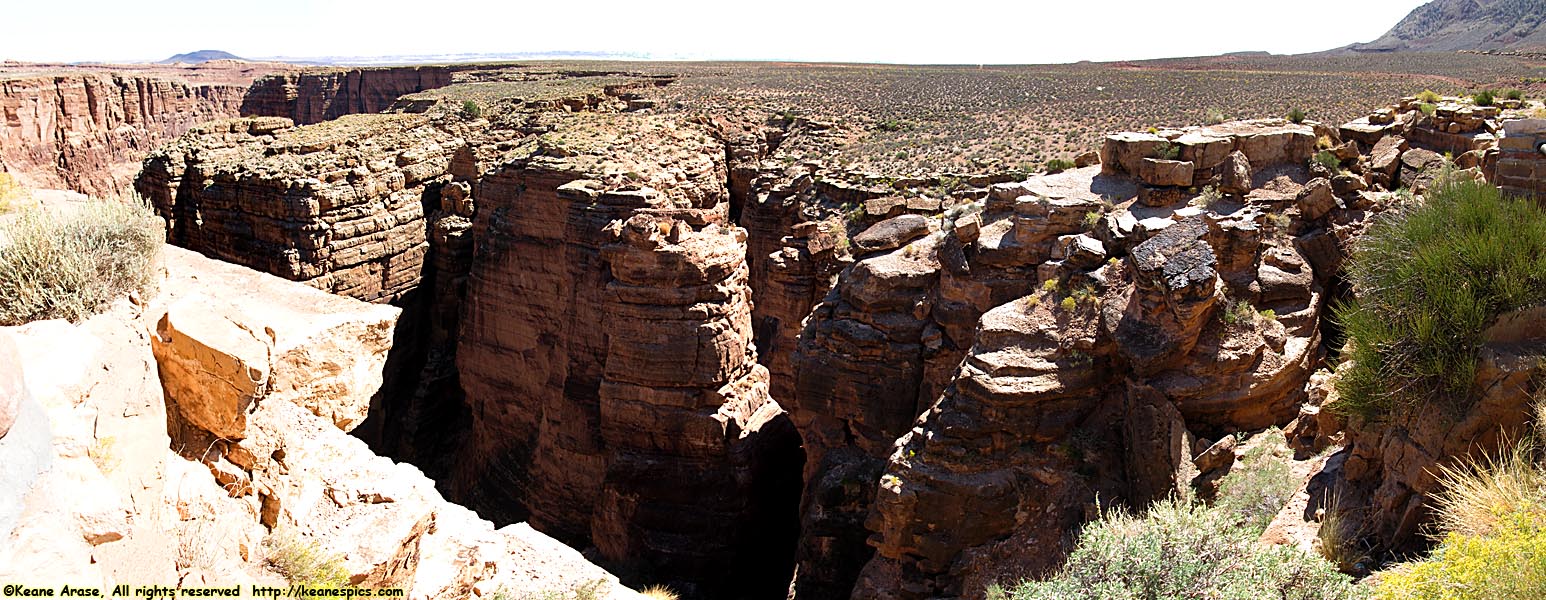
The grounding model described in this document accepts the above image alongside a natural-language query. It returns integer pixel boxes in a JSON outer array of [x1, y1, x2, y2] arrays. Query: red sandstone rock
[[137, 114, 456, 302], [0, 73, 246, 196]]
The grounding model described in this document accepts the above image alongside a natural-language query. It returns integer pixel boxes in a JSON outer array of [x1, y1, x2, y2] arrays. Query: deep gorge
[[3, 61, 1531, 600]]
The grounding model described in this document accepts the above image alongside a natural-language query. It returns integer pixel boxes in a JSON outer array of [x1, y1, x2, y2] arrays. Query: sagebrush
[[0, 200, 162, 325], [264, 529, 351, 588], [1000, 496, 1363, 600]]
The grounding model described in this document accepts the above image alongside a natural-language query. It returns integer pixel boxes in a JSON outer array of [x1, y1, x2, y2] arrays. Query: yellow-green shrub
[[1376, 514, 1546, 600]]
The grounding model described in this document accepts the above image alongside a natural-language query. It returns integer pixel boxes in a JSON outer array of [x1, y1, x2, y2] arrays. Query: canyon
[[2, 52, 1545, 600]]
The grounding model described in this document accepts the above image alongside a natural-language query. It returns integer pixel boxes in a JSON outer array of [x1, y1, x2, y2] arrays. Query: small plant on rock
[[1045, 158, 1076, 173], [1221, 299, 1258, 327], [1417, 89, 1442, 104], [264, 529, 351, 589], [1287, 107, 1308, 124], [1419, 102, 1438, 117], [1152, 141, 1180, 161], [1473, 90, 1496, 107], [1312, 150, 1342, 172], [1190, 185, 1222, 209], [1082, 211, 1103, 231], [1505, 88, 1526, 101], [461, 100, 482, 119]]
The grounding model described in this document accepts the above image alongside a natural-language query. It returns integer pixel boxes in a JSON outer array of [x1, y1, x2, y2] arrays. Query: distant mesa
[[1339, 0, 1546, 53], [159, 50, 246, 64]]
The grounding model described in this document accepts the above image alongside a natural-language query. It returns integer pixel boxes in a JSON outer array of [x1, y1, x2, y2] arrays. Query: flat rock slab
[[853, 214, 931, 253], [153, 246, 400, 436]]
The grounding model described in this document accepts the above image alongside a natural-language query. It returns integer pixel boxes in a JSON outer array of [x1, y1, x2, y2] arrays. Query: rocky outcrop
[[592, 215, 803, 598], [0, 73, 246, 196], [841, 165, 1328, 598], [152, 247, 399, 437], [1336, 306, 1546, 551], [452, 113, 801, 598], [1, 244, 640, 598], [137, 115, 458, 302], [241, 66, 457, 125]]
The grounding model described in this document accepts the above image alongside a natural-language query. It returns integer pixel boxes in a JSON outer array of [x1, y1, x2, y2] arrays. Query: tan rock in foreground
[[152, 246, 399, 436]]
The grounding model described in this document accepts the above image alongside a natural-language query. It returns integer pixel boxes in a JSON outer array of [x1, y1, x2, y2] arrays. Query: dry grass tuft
[[1429, 437, 1546, 539], [0, 199, 161, 325], [639, 585, 679, 600]]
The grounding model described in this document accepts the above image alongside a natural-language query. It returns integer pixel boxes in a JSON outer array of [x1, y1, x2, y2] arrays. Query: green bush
[[1419, 102, 1438, 117], [1506, 88, 1526, 101], [1287, 107, 1308, 124], [0, 200, 162, 326], [461, 99, 483, 119], [1312, 149, 1342, 172], [1213, 430, 1298, 533], [1001, 496, 1364, 600], [1045, 158, 1076, 173], [1473, 90, 1496, 107], [1334, 178, 1546, 419], [1417, 89, 1442, 104], [1152, 141, 1180, 161]]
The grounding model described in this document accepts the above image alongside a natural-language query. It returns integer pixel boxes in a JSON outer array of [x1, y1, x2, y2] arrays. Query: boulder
[[1368, 136, 1408, 182], [1073, 150, 1101, 168], [1137, 185, 1184, 207], [1139, 158, 1195, 187], [853, 214, 932, 253], [1176, 132, 1235, 170], [153, 297, 272, 439], [1331, 173, 1368, 195], [1064, 235, 1107, 270], [1399, 148, 1445, 191], [153, 247, 400, 438], [1218, 151, 1252, 195], [1113, 217, 1220, 375], [1296, 178, 1335, 221], [1101, 131, 1167, 176]]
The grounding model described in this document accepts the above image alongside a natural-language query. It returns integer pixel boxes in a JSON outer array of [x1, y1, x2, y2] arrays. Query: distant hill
[[1343, 0, 1546, 53], [159, 50, 246, 64]]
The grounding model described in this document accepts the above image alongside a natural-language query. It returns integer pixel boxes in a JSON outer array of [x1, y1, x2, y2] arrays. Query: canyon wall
[[0, 73, 246, 196], [450, 113, 801, 598], [126, 65, 1546, 600], [241, 66, 459, 125], [137, 114, 452, 303]]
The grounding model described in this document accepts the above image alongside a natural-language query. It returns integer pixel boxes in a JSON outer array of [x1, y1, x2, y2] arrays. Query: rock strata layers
[[137, 115, 457, 302], [0, 73, 246, 196]]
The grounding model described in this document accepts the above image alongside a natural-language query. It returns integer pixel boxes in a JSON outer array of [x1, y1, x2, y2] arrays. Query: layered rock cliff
[[137, 114, 456, 303], [242, 66, 459, 125], [0, 245, 638, 599], [450, 112, 802, 598], [0, 73, 247, 196], [123, 62, 1546, 600]]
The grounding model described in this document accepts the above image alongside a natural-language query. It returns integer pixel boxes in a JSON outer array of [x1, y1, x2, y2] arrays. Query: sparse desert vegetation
[[0, 199, 162, 325], [609, 52, 1546, 176], [263, 529, 351, 589], [1334, 176, 1546, 419], [992, 431, 1362, 600], [1376, 426, 1546, 599]]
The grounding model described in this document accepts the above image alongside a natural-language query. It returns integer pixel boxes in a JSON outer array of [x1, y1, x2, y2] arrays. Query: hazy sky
[[3, 0, 1431, 64]]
